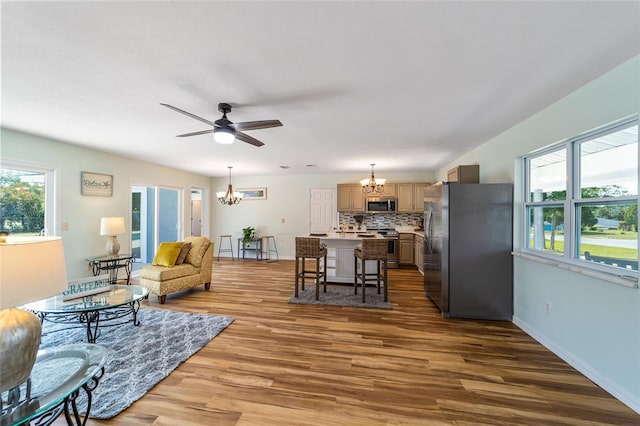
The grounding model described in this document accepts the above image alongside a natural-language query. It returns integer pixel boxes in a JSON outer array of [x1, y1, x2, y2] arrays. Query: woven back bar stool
[[217, 234, 235, 260], [354, 238, 388, 303], [295, 237, 327, 300], [262, 235, 279, 263]]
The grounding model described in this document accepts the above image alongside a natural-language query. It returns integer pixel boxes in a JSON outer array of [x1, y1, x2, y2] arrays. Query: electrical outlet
[[281, 217, 285, 224], [62, 222, 70, 231], [545, 301, 552, 315]]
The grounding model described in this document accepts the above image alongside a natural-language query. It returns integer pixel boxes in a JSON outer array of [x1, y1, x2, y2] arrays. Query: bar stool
[[262, 235, 279, 263], [354, 238, 388, 303], [295, 237, 327, 300], [217, 234, 235, 261]]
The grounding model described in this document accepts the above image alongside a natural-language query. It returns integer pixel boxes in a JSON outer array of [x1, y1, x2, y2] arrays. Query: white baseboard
[[513, 316, 640, 415]]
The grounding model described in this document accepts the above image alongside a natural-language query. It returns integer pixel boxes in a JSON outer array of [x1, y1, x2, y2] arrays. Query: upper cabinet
[[397, 183, 429, 213], [413, 183, 428, 212], [363, 183, 396, 197], [397, 183, 414, 212], [337, 184, 365, 212], [447, 165, 479, 183], [380, 183, 396, 197], [339, 182, 426, 213]]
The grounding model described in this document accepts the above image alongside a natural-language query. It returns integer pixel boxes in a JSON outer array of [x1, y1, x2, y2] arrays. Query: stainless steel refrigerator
[[424, 182, 513, 320]]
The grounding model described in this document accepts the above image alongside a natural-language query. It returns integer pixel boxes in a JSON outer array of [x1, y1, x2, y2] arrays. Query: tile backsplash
[[339, 212, 423, 230]]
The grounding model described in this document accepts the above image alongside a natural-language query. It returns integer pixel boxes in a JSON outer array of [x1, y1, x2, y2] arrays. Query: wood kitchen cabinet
[[399, 233, 414, 265], [397, 183, 413, 212], [447, 165, 479, 183], [380, 183, 396, 197], [364, 183, 396, 198], [397, 183, 429, 213], [414, 236, 424, 274], [413, 183, 428, 212], [337, 184, 365, 212]]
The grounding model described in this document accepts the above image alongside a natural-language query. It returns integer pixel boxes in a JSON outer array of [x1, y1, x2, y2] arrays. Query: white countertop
[[306, 232, 385, 240]]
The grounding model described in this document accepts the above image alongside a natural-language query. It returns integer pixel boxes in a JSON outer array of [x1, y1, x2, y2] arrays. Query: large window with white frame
[[0, 159, 60, 236], [523, 117, 638, 278]]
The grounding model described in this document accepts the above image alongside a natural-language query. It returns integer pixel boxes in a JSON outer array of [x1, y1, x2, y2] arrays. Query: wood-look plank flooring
[[62, 260, 638, 425]]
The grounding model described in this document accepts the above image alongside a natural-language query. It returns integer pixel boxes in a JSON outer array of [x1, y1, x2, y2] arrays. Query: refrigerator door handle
[[424, 209, 433, 253]]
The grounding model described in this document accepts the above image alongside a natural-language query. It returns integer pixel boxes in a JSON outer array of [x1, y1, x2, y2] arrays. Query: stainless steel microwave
[[366, 197, 397, 213]]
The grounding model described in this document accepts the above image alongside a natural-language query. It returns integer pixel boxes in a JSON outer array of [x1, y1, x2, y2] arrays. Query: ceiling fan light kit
[[161, 102, 282, 148], [213, 128, 235, 144], [361, 163, 386, 194], [217, 166, 243, 206]]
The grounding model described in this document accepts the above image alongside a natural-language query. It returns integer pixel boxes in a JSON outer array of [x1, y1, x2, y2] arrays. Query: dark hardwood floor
[[71, 259, 638, 425]]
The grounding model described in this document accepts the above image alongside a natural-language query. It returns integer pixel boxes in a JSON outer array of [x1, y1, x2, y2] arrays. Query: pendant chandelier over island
[[361, 163, 386, 194], [217, 166, 243, 206]]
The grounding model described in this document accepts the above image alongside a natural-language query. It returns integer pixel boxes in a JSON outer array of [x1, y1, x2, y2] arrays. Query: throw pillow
[[184, 236, 209, 266], [174, 242, 192, 265], [152, 242, 183, 267]]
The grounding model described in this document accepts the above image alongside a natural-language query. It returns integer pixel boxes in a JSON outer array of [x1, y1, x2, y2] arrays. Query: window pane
[[0, 168, 46, 236], [529, 149, 566, 201], [580, 124, 638, 197], [577, 202, 638, 271], [527, 205, 565, 255]]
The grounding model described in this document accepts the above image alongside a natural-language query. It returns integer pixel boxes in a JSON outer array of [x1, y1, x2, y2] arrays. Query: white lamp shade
[[0, 237, 69, 309], [214, 128, 235, 144], [100, 216, 126, 236]]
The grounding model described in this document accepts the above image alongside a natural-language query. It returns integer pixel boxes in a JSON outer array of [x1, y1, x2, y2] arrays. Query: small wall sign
[[81, 171, 113, 196]]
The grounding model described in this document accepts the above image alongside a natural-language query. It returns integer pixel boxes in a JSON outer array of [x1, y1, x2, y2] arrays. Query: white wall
[[438, 56, 640, 412], [210, 171, 435, 259], [1, 129, 212, 279]]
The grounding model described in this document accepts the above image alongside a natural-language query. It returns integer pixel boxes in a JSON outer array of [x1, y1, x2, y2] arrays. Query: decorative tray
[[309, 233, 328, 237], [357, 234, 375, 238]]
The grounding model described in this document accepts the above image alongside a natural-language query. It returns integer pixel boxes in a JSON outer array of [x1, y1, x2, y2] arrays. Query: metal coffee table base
[[37, 300, 142, 343]]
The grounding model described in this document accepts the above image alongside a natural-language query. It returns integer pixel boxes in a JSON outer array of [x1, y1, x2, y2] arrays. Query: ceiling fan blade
[[235, 131, 265, 147], [160, 103, 216, 127], [230, 120, 283, 132], [176, 129, 214, 138]]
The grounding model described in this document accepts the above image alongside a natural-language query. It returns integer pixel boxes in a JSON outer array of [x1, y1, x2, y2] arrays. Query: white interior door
[[309, 188, 337, 233]]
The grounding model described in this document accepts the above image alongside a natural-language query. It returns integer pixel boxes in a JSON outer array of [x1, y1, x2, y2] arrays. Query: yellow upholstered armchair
[[139, 236, 213, 304]]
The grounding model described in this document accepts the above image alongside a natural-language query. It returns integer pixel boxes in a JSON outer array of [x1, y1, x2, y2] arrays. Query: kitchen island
[[304, 232, 386, 283]]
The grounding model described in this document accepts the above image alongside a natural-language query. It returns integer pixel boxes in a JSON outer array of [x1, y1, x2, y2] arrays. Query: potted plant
[[242, 226, 256, 244]]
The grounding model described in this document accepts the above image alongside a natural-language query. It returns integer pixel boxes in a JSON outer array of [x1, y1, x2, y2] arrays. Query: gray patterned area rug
[[38, 308, 233, 419], [289, 284, 391, 309]]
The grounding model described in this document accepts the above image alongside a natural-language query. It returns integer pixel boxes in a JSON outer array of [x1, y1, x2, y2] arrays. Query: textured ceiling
[[2, 1, 639, 177]]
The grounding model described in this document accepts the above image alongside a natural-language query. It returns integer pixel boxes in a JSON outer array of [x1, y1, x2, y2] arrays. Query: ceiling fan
[[160, 102, 282, 147]]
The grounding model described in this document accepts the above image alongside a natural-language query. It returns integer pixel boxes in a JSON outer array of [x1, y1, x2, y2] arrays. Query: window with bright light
[[0, 161, 57, 236], [523, 117, 638, 278]]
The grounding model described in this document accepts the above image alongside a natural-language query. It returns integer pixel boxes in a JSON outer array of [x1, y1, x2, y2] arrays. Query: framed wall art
[[238, 187, 267, 200], [81, 171, 113, 196]]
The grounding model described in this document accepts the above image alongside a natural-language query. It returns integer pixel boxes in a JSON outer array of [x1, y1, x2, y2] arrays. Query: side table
[[86, 253, 133, 285], [237, 238, 263, 260], [0, 343, 107, 426]]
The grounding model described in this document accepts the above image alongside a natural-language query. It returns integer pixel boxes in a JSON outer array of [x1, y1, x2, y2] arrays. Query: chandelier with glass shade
[[361, 163, 386, 194], [217, 166, 244, 206]]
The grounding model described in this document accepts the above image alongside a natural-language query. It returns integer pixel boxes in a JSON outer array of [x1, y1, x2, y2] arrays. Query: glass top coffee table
[[1, 343, 107, 426], [24, 285, 148, 343]]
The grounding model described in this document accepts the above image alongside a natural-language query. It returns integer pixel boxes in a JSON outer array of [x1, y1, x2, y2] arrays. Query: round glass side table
[[1, 343, 107, 426]]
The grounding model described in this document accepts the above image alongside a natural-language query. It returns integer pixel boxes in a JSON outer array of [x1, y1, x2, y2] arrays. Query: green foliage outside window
[[0, 173, 45, 234]]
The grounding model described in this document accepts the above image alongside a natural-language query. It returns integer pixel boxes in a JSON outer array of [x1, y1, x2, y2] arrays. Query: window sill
[[512, 250, 639, 289]]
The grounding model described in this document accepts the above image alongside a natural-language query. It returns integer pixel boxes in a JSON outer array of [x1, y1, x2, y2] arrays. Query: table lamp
[[100, 216, 125, 255], [0, 236, 68, 393]]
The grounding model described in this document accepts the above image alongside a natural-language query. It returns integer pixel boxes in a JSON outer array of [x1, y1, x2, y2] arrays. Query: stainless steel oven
[[369, 228, 398, 268]]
